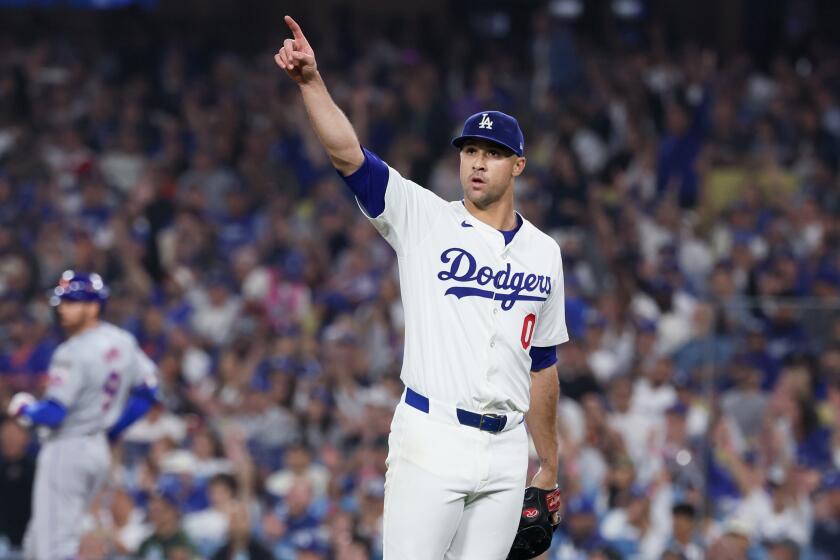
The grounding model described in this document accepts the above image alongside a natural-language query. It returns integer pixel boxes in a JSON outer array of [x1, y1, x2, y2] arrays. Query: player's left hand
[[7, 392, 35, 427], [507, 486, 563, 559], [529, 467, 558, 491]]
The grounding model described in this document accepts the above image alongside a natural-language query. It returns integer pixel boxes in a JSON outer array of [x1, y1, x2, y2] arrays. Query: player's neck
[[464, 196, 517, 231]]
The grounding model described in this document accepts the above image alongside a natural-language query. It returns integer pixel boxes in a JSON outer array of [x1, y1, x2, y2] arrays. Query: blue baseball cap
[[452, 111, 525, 156], [50, 270, 109, 307]]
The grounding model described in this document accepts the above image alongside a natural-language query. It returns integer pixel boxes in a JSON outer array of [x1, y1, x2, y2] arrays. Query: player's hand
[[275, 15, 317, 85], [7, 392, 35, 427], [530, 467, 558, 491]]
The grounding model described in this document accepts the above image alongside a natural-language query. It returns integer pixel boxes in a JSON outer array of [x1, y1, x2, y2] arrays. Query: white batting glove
[[7, 392, 35, 427]]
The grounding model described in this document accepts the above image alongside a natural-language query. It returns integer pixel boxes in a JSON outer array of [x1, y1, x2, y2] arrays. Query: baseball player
[[6, 270, 159, 559], [276, 17, 568, 559]]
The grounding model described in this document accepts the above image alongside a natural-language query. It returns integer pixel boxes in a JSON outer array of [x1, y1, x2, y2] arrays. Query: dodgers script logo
[[437, 248, 550, 311]]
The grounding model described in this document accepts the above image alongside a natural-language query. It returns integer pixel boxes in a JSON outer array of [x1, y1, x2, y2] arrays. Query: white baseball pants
[[383, 399, 528, 559], [24, 433, 110, 560]]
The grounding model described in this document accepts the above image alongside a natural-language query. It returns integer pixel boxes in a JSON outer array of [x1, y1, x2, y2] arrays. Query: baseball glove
[[507, 486, 563, 560]]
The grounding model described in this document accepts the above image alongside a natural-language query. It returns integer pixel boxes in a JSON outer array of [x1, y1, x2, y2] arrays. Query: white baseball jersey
[[45, 322, 157, 439], [359, 165, 569, 414]]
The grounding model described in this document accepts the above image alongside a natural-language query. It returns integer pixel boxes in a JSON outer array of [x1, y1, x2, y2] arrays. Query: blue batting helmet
[[50, 270, 109, 307]]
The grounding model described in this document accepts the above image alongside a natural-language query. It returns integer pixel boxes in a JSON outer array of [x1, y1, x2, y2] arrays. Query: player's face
[[459, 140, 526, 210], [57, 300, 99, 333]]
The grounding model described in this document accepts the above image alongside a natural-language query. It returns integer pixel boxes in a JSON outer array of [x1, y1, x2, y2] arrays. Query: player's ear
[[87, 301, 101, 319], [512, 157, 526, 177]]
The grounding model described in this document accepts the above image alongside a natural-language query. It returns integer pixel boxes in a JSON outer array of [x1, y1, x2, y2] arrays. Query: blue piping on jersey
[[500, 213, 523, 245]]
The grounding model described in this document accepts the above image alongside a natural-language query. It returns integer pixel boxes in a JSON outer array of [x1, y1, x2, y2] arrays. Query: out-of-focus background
[[1, 0, 840, 558]]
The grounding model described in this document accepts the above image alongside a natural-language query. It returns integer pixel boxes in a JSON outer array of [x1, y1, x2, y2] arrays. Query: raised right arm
[[275, 16, 364, 176]]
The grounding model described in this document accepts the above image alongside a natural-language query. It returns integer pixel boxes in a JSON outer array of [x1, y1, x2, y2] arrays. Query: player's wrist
[[530, 466, 558, 490], [297, 71, 324, 89], [538, 458, 559, 474]]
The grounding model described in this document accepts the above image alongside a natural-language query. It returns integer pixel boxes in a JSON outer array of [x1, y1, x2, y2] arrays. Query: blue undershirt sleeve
[[337, 147, 390, 218], [23, 399, 67, 428], [529, 345, 558, 371], [107, 384, 159, 442]]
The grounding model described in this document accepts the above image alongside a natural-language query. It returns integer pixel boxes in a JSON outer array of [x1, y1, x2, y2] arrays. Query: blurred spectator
[[0, 418, 34, 548], [262, 477, 326, 559], [137, 491, 196, 560], [210, 501, 274, 560], [265, 442, 330, 499], [721, 360, 767, 444], [666, 503, 703, 560], [707, 518, 752, 560], [812, 471, 840, 559], [550, 494, 606, 559], [108, 487, 152, 556], [183, 473, 238, 555], [631, 357, 678, 418], [765, 537, 801, 560], [123, 403, 188, 445], [607, 376, 657, 474], [600, 484, 670, 559]]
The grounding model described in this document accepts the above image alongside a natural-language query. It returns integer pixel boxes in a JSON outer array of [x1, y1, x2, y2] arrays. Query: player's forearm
[[298, 74, 364, 175], [526, 365, 560, 477]]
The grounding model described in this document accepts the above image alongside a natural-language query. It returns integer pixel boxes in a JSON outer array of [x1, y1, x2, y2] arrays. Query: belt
[[404, 388, 522, 434]]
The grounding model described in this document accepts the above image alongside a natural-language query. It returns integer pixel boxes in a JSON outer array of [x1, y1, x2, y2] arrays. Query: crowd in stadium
[[1, 5, 840, 560]]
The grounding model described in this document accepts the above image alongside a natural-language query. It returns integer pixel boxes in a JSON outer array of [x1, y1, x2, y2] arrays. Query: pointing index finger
[[284, 15, 308, 44]]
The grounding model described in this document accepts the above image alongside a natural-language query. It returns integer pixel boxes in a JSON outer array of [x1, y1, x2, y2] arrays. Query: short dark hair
[[209, 473, 238, 496], [671, 502, 696, 519]]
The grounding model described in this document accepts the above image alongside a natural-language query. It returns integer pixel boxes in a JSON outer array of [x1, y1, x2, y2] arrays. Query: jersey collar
[[455, 201, 531, 254]]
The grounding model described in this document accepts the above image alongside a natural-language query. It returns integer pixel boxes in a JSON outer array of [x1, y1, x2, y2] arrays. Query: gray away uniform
[[24, 322, 157, 560]]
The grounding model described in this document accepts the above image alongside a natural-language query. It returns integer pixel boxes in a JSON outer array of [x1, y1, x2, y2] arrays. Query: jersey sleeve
[[44, 344, 86, 408], [339, 147, 389, 218], [529, 345, 558, 371], [343, 148, 448, 255], [531, 245, 570, 347]]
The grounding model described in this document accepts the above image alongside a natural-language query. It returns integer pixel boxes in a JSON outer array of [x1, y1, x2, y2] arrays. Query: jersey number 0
[[521, 313, 536, 349]]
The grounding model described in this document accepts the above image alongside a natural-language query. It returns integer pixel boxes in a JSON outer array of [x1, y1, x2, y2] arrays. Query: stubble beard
[[60, 309, 98, 336], [465, 182, 504, 210], [60, 318, 83, 336]]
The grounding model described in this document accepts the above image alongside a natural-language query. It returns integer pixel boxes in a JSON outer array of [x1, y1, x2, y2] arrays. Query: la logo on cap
[[478, 113, 493, 130]]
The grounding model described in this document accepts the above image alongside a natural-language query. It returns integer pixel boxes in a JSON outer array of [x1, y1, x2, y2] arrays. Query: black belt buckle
[[478, 413, 504, 433]]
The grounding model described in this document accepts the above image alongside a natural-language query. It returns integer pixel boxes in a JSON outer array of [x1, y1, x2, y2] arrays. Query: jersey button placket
[[493, 251, 505, 348]]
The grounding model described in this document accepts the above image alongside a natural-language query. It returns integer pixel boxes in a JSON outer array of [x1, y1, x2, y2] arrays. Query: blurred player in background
[[6, 270, 159, 559]]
